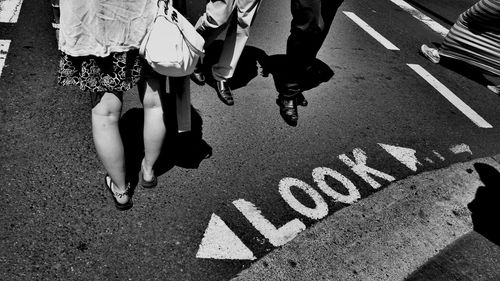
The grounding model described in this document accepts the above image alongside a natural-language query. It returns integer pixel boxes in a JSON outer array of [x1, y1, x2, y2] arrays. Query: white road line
[[408, 64, 493, 128], [389, 0, 449, 37], [343, 11, 400, 51], [0, 39, 10, 77], [0, 0, 23, 23]]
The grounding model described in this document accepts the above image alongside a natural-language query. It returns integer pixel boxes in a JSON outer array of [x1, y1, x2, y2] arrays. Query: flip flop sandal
[[105, 175, 133, 210], [139, 170, 158, 188], [140, 159, 158, 188]]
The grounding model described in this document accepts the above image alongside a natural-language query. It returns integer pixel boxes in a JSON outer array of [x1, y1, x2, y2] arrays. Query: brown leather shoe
[[276, 96, 298, 126], [215, 80, 234, 106]]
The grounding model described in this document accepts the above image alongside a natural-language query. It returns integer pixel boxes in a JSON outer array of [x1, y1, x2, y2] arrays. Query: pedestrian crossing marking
[[407, 64, 493, 128], [450, 144, 472, 155], [379, 144, 422, 172], [343, 11, 400, 51], [196, 214, 256, 260], [0, 0, 23, 23], [389, 0, 449, 37], [433, 151, 445, 161], [0, 39, 10, 77], [197, 143, 474, 260]]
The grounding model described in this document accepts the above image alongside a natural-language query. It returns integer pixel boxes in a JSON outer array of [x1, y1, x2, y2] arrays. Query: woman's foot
[[140, 158, 158, 188], [105, 175, 133, 210], [420, 44, 440, 63]]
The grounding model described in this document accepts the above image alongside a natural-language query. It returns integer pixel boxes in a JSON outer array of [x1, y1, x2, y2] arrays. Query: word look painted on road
[[196, 143, 472, 260], [0, 40, 10, 77], [0, 0, 23, 78]]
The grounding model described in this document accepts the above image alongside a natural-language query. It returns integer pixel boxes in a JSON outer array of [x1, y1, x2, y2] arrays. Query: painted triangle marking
[[196, 214, 256, 260], [379, 143, 422, 172]]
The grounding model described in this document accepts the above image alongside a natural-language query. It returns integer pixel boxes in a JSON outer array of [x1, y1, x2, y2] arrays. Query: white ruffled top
[[59, 0, 157, 57]]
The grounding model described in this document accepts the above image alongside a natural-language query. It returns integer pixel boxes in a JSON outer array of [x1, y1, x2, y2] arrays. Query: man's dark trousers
[[282, 0, 344, 97]]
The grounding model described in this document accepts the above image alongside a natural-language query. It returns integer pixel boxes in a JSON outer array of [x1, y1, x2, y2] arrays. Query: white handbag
[[140, 0, 205, 77]]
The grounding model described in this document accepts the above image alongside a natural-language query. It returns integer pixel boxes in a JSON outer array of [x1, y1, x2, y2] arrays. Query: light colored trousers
[[195, 0, 261, 81]]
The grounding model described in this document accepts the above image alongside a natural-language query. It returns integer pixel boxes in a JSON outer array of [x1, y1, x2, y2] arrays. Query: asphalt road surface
[[1, 0, 499, 280]]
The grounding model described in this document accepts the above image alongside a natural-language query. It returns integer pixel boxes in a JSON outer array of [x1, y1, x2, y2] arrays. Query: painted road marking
[[196, 214, 256, 260], [424, 157, 434, 163], [233, 199, 306, 247], [433, 150, 445, 161], [279, 178, 329, 220], [379, 144, 422, 172], [389, 0, 449, 37], [343, 11, 400, 51], [197, 143, 472, 260], [450, 143, 472, 155], [339, 148, 396, 189], [0, 39, 10, 77], [407, 64, 493, 128], [312, 167, 361, 204], [0, 0, 23, 23]]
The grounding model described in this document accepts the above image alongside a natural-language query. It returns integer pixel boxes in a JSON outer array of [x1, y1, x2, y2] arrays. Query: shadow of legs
[[119, 105, 212, 184]]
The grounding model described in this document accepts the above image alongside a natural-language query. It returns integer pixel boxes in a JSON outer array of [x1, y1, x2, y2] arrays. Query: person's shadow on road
[[199, 40, 268, 91], [468, 162, 500, 246], [200, 40, 334, 97], [119, 96, 212, 189]]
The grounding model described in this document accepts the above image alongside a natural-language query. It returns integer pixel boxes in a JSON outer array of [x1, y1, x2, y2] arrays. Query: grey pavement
[[233, 156, 500, 280]]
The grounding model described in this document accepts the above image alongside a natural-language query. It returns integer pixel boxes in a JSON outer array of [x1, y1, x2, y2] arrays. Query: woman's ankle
[[106, 176, 130, 204], [141, 158, 155, 180]]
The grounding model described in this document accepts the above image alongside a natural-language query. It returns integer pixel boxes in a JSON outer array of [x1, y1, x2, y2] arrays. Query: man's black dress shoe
[[215, 80, 234, 106], [296, 93, 308, 107], [190, 70, 205, 86], [276, 96, 298, 126]]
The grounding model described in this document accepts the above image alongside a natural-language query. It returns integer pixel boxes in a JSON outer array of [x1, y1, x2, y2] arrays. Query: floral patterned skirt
[[57, 50, 143, 93]]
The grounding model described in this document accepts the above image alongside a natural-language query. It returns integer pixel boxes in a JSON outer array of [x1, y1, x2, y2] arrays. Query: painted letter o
[[279, 177, 328, 220], [312, 167, 361, 204]]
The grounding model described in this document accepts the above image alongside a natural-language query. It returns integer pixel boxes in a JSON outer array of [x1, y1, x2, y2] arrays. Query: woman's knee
[[142, 78, 163, 110], [143, 90, 162, 110], [91, 92, 123, 118]]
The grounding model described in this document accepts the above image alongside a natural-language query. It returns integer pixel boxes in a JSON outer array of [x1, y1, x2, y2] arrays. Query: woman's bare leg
[[141, 77, 166, 181], [91, 92, 128, 203]]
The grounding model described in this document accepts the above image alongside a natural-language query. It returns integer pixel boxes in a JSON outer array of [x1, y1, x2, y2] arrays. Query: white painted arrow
[[379, 143, 422, 172], [0, 0, 24, 23], [196, 214, 256, 260]]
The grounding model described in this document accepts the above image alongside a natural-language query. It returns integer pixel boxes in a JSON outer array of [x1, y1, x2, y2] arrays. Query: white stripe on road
[[343, 11, 400, 51], [407, 64, 493, 128], [0, 0, 23, 23], [0, 40, 11, 77], [389, 0, 449, 37]]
